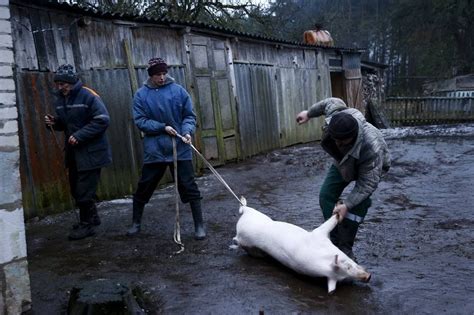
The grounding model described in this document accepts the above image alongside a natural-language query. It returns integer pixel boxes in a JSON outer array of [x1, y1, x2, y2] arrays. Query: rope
[[172, 137, 185, 254], [171, 137, 184, 254], [171, 132, 244, 255], [175, 133, 244, 206]]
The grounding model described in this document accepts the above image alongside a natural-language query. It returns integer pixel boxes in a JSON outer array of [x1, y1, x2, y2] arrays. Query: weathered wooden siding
[[231, 43, 327, 153], [76, 21, 131, 70], [385, 97, 474, 126], [316, 50, 333, 100], [131, 27, 184, 67], [84, 68, 139, 199], [11, 4, 80, 71], [342, 52, 363, 113], [10, 3, 194, 218], [186, 34, 239, 165], [11, 2, 340, 217], [234, 64, 279, 157]]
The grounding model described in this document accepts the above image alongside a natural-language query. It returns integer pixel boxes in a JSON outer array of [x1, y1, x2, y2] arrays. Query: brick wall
[[0, 0, 32, 313]]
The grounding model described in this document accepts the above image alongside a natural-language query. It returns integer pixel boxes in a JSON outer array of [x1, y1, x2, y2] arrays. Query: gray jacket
[[307, 97, 391, 210]]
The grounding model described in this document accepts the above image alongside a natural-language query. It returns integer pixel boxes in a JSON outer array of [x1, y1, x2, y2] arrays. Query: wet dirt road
[[26, 126, 474, 314]]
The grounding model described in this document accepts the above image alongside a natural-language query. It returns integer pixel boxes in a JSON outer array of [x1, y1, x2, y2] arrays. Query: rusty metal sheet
[[17, 71, 72, 218]]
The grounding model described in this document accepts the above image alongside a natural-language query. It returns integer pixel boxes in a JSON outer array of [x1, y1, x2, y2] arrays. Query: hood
[[53, 80, 83, 98], [144, 74, 175, 89]]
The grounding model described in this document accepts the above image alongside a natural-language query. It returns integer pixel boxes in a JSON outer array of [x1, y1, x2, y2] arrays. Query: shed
[[423, 74, 474, 97], [10, 0, 367, 217]]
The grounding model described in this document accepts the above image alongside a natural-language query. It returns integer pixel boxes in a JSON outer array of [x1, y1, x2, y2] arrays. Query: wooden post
[[470, 97, 473, 121], [123, 39, 140, 180], [404, 99, 408, 126], [123, 39, 139, 94]]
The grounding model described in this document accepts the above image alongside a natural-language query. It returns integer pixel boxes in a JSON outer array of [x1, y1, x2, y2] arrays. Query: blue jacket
[[52, 81, 112, 171], [133, 76, 196, 163]]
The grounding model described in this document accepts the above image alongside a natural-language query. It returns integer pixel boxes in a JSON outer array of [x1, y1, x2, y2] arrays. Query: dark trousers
[[134, 161, 201, 205], [319, 164, 372, 223], [68, 155, 101, 222]]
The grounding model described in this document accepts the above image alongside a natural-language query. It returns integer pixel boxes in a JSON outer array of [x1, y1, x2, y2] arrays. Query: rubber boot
[[126, 200, 145, 236], [338, 218, 359, 262], [190, 200, 206, 240], [90, 203, 101, 226], [72, 203, 100, 229], [68, 223, 95, 240], [71, 206, 84, 230], [69, 203, 95, 241]]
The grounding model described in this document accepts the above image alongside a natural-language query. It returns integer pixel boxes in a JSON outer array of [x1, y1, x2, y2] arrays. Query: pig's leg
[[327, 254, 339, 293], [312, 214, 339, 237], [229, 237, 240, 250], [242, 246, 268, 258], [232, 236, 268, 257], [327, 278, 337, 294]]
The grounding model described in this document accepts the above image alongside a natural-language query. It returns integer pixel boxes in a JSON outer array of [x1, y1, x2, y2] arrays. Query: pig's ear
[[240, 196, 247, 206]]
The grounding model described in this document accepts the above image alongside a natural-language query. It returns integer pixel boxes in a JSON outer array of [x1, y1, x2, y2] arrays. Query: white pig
[[232, 197, 371, 293]]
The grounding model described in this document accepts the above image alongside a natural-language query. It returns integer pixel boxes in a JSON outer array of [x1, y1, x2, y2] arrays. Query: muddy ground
[[26, 125, 474, 314]]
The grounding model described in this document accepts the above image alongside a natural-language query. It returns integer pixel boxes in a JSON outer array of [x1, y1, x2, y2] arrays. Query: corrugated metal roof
[[361, 60, 389, 70], [12, 0, 363, 52]]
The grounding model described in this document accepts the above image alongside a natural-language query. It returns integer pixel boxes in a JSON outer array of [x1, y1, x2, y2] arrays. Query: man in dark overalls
[[45, 64, 112, 240]]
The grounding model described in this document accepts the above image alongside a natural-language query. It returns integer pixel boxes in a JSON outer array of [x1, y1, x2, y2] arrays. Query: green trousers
[[319, 165, 372, 222]]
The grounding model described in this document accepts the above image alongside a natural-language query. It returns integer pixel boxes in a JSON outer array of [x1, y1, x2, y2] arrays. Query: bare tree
[[68, 0, 265, 27]]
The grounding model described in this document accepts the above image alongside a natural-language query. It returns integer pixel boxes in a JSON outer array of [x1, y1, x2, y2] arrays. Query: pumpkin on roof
[[303, 23, 334, 47]]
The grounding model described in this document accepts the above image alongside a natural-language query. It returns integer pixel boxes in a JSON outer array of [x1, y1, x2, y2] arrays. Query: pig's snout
[[362, 272, 371, 283]]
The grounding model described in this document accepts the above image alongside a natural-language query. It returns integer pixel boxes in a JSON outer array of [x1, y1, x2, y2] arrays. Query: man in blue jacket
[[44, 64, 112, 240], [126, 58, 206, 240]]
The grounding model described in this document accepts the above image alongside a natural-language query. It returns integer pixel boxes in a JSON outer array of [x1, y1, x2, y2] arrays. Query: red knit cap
[[147, 57, 168, 76]]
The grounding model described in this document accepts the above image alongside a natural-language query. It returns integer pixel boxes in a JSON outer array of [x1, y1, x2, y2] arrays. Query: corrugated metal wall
[[17, 72, 73, 216], [11, 2, 341, 218]]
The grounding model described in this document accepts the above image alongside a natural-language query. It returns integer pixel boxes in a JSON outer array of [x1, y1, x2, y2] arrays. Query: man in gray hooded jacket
[[296, 97, 390, 260]]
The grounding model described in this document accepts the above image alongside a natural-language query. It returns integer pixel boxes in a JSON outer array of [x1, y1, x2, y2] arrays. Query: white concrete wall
[[0, 0, 32, 313]]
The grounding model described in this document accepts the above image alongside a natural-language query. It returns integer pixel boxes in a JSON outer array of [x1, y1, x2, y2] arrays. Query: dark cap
[[53, 64, 78, 84], [328, 112, 358, 140], [147, 57, 168, 76]]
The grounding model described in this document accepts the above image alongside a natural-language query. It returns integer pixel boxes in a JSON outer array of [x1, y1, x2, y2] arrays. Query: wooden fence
[[384, 97, 474, 126]]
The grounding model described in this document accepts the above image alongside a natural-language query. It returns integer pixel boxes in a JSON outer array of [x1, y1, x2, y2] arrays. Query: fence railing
[[384, 97, 474, 126]]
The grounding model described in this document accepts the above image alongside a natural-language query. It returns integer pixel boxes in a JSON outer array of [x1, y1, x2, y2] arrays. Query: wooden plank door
[[187, 35, 239, 166]]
